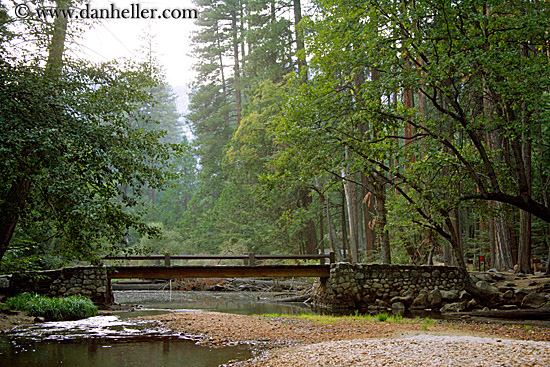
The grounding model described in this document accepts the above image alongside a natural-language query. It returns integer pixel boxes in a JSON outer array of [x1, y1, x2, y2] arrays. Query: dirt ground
[[0, 309, 35, 332]]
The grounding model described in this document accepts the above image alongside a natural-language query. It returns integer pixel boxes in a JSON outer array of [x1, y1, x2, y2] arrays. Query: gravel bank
[[240, 335, 550, 367], [141, 311, 550, 366]]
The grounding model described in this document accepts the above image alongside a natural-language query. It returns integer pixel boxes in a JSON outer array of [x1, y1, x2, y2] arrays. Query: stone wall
[[312, 263, 469, 313], [3, 266, 112, 307]]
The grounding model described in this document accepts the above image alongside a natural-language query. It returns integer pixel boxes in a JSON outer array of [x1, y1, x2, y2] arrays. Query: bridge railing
[[102, 252, 335, 267]]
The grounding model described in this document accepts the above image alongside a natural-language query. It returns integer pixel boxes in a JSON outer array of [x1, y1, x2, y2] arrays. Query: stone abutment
[[2, 266, 112, 307], [311, 263, 469, 313]]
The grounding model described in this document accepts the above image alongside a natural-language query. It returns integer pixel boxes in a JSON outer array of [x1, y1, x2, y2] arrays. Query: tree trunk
[[342, 168, 359, 263], [231, 9, 242, 125], [517, 128, 533, 274], [292, 0, 307, 81], [46, 0, 69, 75], [216, 20, 227, 102], [375, 183, 391, 264], [316, 177, 339, 259], [341, 187, 349, 261], [0, 178, 32, 261], [516, 43, 533, 273], [492, 205, 515, 271], [445, 216, 467, 270], [319, 204, 325, 256], [362, 183, 376, 262], [0, 0, 69, 264], [299, 188, 318, 255], [487, 216, 496, 268], [239, 1, 246, 105]]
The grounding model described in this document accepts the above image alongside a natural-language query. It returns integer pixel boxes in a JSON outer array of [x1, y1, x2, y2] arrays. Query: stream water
[[0, 291, 313, 367]]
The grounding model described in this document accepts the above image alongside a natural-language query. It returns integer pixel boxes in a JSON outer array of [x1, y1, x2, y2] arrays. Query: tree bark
[[341, 187, 349, 261], [293, 0, 307, 81], [231, 9, 242, 125], [316, 177, 340, 259], [362, 184, 376, 262], [46, 0, 69, 75], [515, 43, 533, 274], [375, 183, 391, 264], [517, 125, 533, 274], [0, 178, 32, 261], [492, 205, 515, 271], [299, 188, 318, 255], [342, 167, 359, 263]]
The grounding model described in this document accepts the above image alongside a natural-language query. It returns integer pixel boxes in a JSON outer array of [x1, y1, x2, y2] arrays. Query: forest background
[[1, 0, 550, 275]]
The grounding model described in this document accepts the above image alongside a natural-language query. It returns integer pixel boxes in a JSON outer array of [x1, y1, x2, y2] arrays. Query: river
[[0, 290, 313, 367]]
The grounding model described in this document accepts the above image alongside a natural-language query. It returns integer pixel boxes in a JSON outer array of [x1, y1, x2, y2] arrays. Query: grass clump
[[424, 317, 435, 325], [258, 312, 405, 324], [388, 314, 403, 323], [6, 293, 98, 321]]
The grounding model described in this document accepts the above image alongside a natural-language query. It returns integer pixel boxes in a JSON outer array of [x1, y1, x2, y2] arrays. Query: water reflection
[[114, 291, 313, 316], [0, 313, 251, 367], [0, 337, 251, 367], [0, 291, 314, 367]]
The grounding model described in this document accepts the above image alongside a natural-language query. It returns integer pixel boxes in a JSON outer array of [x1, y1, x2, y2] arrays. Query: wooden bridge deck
[[107, 265, 330, 279]]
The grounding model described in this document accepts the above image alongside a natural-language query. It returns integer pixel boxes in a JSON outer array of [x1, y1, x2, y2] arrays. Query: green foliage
[[266, 0, 550, 266], [6, 293, 98, 321], [0, 242, 44, 274], [0, 58, 184, 264]]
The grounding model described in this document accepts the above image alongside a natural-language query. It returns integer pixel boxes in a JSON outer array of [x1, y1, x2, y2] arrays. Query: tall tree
[[0, 2, 181, 265]]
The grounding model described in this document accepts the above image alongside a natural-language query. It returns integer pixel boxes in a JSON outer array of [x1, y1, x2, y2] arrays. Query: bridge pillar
[[246, 252, 256, 266]]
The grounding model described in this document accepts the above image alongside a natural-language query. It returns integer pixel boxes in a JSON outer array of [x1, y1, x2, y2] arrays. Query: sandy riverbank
[[140, 311, 550, 366]]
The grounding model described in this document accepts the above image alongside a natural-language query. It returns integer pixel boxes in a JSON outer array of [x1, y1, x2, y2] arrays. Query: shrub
[[6, 293, 98, 321], [376, 312, 389, 322]]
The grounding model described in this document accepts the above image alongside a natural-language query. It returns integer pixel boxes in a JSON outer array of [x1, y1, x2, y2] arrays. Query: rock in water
[[391, 302, 406, 316], [429, 288, 442, 308], [521, 292, 548, 309], [410, 290, 430, 310]]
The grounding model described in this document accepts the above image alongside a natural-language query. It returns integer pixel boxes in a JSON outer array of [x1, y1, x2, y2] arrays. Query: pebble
[[239, 335, 550, 367]]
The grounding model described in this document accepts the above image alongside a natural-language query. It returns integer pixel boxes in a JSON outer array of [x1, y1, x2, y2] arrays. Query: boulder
[[521, 292, 548, 309], [389, 289, 415, 306], [497, 287, 513, 293], [440, 301, 467, 313], [440, 290, 459, 301], [428, 288, 443, 308], [501, 290, 515, 299], [499, 304, 519, 310], [515, 288, 530, 302], [467, 298, 478, 309], [375, 299, 390, 309], [391, 302, 406, 316], [476, 280, 499, 294], [473, 274, 493, 283], [367, 305, 386, 314], [410, 290, 430, 310]]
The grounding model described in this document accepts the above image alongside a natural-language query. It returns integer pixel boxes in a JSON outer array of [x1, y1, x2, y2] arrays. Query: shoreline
[[138, 311, 550, 366]]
